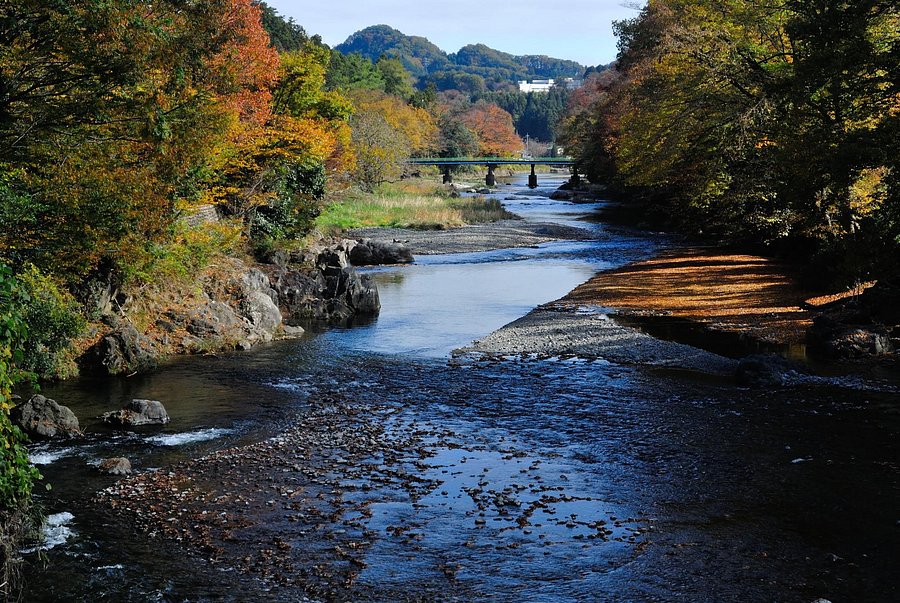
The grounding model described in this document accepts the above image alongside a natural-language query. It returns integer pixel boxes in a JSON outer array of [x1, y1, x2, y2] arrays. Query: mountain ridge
[[334, 24, 586, 88]]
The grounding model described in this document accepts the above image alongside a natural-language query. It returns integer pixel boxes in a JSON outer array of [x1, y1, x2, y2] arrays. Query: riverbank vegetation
[[316, 182, 513, 233], [559, 0, 899, 289]]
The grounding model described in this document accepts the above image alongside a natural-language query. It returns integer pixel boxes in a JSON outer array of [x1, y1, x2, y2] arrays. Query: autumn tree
[[348, 90, 438, 190], [562, 0, 900, 284], [459, 103, 522, 156], [0, 0, 247, 278]]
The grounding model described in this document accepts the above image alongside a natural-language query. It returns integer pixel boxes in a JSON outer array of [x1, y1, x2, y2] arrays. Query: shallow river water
[[22, 176, 900, 602]]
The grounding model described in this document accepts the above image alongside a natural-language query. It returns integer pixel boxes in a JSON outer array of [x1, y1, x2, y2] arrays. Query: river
[[22, 176, 900, 602]]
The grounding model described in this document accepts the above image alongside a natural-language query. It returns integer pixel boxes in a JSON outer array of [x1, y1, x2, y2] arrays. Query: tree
[[459, 103, 522, 156], [0, 265, 43, 597], [377, 57, 415, 99], [326, 51, 385, 92], [437, 116, 478, 158], [253, 1, 308, 52], [561, 0, 899, 283], [350, 110, 410, 192]]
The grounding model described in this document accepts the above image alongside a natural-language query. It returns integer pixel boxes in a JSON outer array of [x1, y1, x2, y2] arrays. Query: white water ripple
[[21, 512, 75, 554], [28, 446, 77, 466], [146, 428, 232, 446]]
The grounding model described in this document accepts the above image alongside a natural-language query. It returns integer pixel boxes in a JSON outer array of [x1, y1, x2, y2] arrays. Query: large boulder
[[270, 268, 330, 320], [269, 242, 381, 323], [102, 399, 170, 427], [186, 300, 246, 339], [349, 239, 413, 266], [237, 269, 282, 342], [84, 318, 158, 376], [11, 395, 81, 439]]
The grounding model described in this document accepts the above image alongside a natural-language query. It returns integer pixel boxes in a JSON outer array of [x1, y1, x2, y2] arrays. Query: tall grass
[[316, 183, 514, 233]]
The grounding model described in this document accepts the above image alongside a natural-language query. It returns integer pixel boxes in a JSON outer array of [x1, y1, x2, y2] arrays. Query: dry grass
[[557, 248, 822, 346], [316, 184, 514, 234]]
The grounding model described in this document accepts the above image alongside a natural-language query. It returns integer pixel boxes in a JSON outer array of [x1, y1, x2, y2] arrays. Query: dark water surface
[[22, 177, 900, 602]]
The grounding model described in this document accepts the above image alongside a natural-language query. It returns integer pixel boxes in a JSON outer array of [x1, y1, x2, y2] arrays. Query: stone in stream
[[98, 457, 132, 475], [101, 399, 170, 427], [11, 394, 81, 439], [348, 239, 413, 266]]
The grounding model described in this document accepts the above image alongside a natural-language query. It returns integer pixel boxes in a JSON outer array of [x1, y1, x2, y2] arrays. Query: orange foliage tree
[[459, 103, 522, 157]]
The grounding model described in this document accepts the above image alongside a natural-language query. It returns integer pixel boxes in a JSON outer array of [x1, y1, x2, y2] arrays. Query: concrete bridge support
[[442, 165, 452, 184], [528, 164, 538, 189], [485, 165, 496, 187]]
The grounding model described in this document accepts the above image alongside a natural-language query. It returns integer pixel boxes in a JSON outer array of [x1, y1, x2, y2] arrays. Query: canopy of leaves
[[253, 1, 308, 52], [0, 0, 350, 284], [327, 52, 386, 92], [560, 0, 900, 284]]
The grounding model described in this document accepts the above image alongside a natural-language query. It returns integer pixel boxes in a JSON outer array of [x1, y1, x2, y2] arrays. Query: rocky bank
[[77, 238, 409, 377]]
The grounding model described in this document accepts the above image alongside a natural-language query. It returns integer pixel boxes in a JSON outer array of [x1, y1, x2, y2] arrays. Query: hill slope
[[335, 25, 585, 84]]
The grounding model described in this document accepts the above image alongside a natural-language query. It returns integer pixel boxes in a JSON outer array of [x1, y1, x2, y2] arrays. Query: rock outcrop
[[348, 239, 413, 266], [102, 399, 170, 427], [11, 395, 81, 439], [270, 244, 381, 323], [78, 242, 383, 376]]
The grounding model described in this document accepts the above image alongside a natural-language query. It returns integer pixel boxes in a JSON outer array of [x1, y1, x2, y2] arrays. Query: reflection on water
[[330, 260, 598, 357]]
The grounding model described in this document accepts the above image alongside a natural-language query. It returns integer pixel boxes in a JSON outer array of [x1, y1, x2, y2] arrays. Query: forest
[[559, 0, 899, 288]]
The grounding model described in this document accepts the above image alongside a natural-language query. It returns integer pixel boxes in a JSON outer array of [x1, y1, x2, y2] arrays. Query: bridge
[[408, 157, 578, 189]]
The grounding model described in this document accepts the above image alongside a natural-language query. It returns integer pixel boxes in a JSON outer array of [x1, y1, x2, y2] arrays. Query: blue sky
[[264, 1, 645, 66]]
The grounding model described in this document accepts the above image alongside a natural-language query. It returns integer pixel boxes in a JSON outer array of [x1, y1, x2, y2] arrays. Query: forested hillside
[[335, 25, 585, 89]]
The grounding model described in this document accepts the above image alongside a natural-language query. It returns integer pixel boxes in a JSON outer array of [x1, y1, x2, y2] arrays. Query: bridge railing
[[408, 157, 574, 164]]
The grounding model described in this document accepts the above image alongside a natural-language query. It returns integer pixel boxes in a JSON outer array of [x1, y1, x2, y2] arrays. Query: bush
[[15, 266, 85, 381], [251, 160, 327, 242], [0, 264, 43, 603]]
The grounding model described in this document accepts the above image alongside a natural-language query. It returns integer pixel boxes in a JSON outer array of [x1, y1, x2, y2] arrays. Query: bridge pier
[[485, 165, 496, 187], [442, 165, 452, 184], [528, 164, 538, 189], [569, 169, 581, 187]]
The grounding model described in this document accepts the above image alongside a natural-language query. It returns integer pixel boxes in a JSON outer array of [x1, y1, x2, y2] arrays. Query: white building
[[518, 78, 584, 93]]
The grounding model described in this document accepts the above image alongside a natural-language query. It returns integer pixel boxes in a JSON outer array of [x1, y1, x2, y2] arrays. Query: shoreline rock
[[11, 395, 81, 439], [77, 241, 385, 377], [98, 457, 132, 475]]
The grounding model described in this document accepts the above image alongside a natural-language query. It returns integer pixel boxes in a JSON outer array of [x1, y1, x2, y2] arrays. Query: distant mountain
[[336, 25, 451, 76], [334, 25, 586, 88]]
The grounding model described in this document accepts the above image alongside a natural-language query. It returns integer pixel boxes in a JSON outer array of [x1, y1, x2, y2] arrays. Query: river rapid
[[22, 176, 900, 602]]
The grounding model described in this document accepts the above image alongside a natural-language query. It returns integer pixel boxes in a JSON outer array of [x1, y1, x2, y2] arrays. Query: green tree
[[437, 116, 478, 158], [377, 57, 415, 99], [253, 1, 308, 52], [327, 51, 386, 92], [350, 110, 410, 192], [0, 265, 43, 598]]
